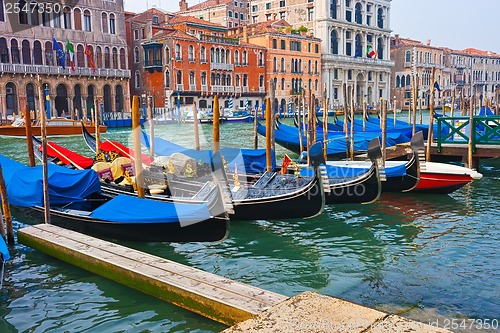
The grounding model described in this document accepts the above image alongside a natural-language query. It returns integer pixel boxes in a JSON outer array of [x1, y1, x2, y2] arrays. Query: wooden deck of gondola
[[18, 224, 451, 332]]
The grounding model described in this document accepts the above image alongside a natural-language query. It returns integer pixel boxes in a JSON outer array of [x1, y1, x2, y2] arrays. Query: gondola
[[0, 154, 229, 242], [298, 138, 383, 204], [31, 136, 233, 216], [84, 126, 326, 220]]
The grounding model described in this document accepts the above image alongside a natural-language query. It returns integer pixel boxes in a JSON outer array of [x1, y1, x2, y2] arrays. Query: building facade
[[178, 0, 250, 29], [390, 35, 451, 110], [229, 19, 322, 113], [127, 9, 267, 112], [249, 0, 394, 108], [449, 48, 500, 105], [0, 0, 130, 119]]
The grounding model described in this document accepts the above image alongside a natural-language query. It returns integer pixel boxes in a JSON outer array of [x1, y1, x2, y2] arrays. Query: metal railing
[[0, 63, 130, 78], [436, 115, 500, 153]]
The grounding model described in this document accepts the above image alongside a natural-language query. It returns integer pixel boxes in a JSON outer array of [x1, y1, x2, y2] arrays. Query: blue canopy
[[90, 194, 211, 227], [141, 132, 275, 174], [0, 154, 101, 207]]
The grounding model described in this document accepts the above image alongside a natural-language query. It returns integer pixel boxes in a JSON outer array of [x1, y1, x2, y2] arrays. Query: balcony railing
[[242, 86, 249, 93], [324, 54, 394, 67], [177, 84, 184, 91], [189, 84, 196, 91], [201, 85, 208, 92], [0, 63, 131, 78], [210, 63, 234, 71]]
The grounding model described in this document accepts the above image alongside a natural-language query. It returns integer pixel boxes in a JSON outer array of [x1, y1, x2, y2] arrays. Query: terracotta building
[[126, 9, 266, 112], [229, 19, 322, 113], [0, 0, 130, 119], [390, 35, 450, 110]]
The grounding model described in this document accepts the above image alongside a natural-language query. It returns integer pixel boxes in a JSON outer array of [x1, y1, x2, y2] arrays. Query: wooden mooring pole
[[265, 97, 272, 172], [24, 104, 36, 167], [147, 97, 155, 158], [0, 165, 14, 244], [468, 87, 475, 168], [132, 96, 145, 198], [213, 95, 220, 153], [192, 103, 200, 150]]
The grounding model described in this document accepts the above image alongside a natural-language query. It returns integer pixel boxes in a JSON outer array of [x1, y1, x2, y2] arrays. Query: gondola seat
[[92, 162, 114, 182]]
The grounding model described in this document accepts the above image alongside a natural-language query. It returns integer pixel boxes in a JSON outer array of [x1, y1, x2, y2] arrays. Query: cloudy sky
[[123, 0, 499, 53]]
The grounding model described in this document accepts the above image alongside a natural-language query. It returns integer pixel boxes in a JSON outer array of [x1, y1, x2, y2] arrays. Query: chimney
[[179, 0, 187, 12], [426, 39, 431, 46], [242, 25, 248, 43]]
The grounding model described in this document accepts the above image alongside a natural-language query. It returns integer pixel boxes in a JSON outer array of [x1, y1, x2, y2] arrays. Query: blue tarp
[[0, 154, 101, 207], [0, 237, 9, 261], [141, 132, 275, 174], [90, 194, 211, 227]]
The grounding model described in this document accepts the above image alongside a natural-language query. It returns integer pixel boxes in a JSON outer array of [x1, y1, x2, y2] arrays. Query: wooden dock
[[18, 224, 452, 332]]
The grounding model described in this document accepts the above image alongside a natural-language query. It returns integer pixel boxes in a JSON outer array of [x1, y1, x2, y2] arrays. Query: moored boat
[[0, 118, 106, 137], [413, 162, 482, 194], [0, 154, 229, 242]]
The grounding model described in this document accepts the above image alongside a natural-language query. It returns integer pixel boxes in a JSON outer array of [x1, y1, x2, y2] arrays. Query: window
[[330, 30, 338, 54], [134, 30, 139, 40], [153, 16, 159, 24], [176, 70, 182, 85], [188, 45, 194, 61], [405, 50, 411, 62], [101, 13, 108, 33], [355, 3, 362, 24], [135, 71, 140, 89], [279, 0, 285, 7], [109, 14, 116, 34], [367, 34, 373, 43], [134, 47, 140, 63], [330, 0, 337, 19], [83, 10, 92, 32], [348, 69, 352, 80], [252, 5, 258, 12], [63, 7, 71, 29], [307, 8, 314, 21], [0, 0, 4, 22], [272, 39, 277, 49], [346, 42, 352, 56], [280, 40, 286, 50], [228, 11, 233, 18], [345, 10, 352, 22], [377, 8, 384, 28], [265, 3, 271, 10], [175, 44, 182, 61]]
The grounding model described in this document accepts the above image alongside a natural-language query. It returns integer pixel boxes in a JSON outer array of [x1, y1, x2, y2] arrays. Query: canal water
[[0, 117, 498, 332]]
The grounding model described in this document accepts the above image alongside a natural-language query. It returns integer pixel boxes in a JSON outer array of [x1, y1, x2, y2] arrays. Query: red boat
[[0, 118, 106, 137], [413, 162, 483, 194]]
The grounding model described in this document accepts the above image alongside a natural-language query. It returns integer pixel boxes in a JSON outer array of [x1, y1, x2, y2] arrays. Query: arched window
[[83, 10, 92, 32], [101, 12, 108, 34], [405, 50, 411, 63], [355, 34, 362, 58], [44, 40, 52, 65], [77, 44, 84, 67], [133, 47, 139, 63], [96, 46, 102, 68], [201, 72, 206, 86], [109, 13, 116, 34], [258, 52, 264, 66], [176, 70, 182, 85], [355, 3, 362, 24], [33, 40, 42, 65], [0, 38, 9, 63], [119, 48, 126, 69], [115, 85, 123, 112], [259, 75, 264, 87], [175, 44, 181, 61], [200, 46, 206, 62], [234, 50, 239, 65], [377, 37, 383, 59], [377, 8, 384, 29], [281, 78, 285, 90], [242, 51, 247, 65], [63, 6, 72, 29], [330, 0, 337, 19], [165, 70, 170, 88], [21, 39, 30, 64], [273, 57, 277, 72], [243, 74, 248, 86], [188, 45, 194, 61], [189, 71, 195, 86], [281, 57, 285, 72], [104, 46, 110, 68], [396, 76, 401, 87], [112, 47, 118, 69], [235, 74, 240, 86], [11, 39, 20, 64], [330, 30, 338, 54], [406, 75, 411, 86], [74, 8, 82, 30], [134, 71, 140, 89], [226, 49, 231, 63]]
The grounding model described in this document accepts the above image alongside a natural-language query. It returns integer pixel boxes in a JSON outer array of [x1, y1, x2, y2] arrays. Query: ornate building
[[390, 35, 450, 110], [449, 48, 500, 104], [127, 9, 266, 111], [229, 19, 322, 112], [250, 0, 394, 108], [0, 0, 130, 119]]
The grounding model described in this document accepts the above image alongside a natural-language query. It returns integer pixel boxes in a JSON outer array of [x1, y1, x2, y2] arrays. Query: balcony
[[0, 63, 131, 78], [144, 59, 162, 72], [323, 54, 394, 67], [177, 84, 184, 91], [259, 87, 265, 93], [189, 84, 196, 91], [243, 86, 249, 93], [235, 87, 241, 94], [201, 85, 208, 92], [210, 63, 234, 71]]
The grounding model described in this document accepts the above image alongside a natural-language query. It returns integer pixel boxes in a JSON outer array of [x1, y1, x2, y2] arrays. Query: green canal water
[[0, 118, 499, 332]]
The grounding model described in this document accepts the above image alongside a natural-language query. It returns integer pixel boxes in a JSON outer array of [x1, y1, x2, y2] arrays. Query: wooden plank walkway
[[17, 224, 287, 326], [18, 224, 452, 332]]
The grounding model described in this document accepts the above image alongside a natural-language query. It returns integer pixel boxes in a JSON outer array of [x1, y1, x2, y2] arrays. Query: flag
[[280, 154, 292, 174], [53, 38, 65, 69], [367, 45, 376, 58], [434, 81, 442, 92], [85, 43, 96, 72], [66, 39, 75, 71]]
